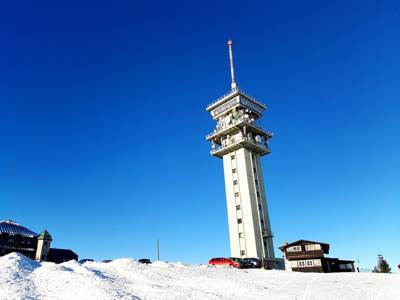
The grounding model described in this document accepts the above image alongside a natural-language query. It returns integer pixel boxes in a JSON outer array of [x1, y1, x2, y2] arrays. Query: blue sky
[[1, 0, 399, 269]]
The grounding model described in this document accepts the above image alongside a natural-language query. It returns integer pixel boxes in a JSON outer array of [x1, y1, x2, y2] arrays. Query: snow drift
[[0, 252, 398, 300]]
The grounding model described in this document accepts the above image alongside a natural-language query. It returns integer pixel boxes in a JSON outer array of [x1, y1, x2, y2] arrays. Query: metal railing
[[210, 136, 268, 154], [206, 119, 271, 140], [206, 87, 266, 109]]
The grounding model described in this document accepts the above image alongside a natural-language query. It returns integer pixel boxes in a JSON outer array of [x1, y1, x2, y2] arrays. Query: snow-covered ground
[[0, 253, 399, 300]]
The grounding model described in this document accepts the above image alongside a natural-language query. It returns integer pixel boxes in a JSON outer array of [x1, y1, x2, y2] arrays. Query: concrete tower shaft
[[206, 42, 275, 261]]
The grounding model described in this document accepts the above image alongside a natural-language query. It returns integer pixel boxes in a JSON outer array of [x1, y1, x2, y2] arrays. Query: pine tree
[[373, 255, 391, 273]]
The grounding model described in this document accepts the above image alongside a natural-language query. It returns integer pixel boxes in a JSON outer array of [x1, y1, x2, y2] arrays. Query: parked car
[[138, 258, 152, 264], [102, 259, 113, 263], [229, 257, 254, 269], [78, 259, 94, 264], [241, 258, 262, 268], [208, 257, 241, 268]]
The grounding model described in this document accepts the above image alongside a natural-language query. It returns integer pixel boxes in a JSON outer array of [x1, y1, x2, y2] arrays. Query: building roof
[[0, 220, 38, 238], [38, 230, 52, 240], [279, 240, 330, 253], [337, 259, 355, 263], [49, 248, 78, 258]]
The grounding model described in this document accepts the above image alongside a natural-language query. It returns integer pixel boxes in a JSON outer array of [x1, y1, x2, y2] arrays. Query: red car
[[208, 257, 241, 268]]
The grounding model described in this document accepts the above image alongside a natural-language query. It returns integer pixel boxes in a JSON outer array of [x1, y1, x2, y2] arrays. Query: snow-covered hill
[[0, 253, 398, 300]]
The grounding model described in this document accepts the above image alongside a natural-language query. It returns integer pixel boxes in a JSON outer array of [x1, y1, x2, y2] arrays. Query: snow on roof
[[0, 220, 38, 238], [279, 239, 330, 251]]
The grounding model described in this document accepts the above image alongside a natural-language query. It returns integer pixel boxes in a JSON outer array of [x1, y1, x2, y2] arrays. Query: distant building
[[279, 240, 355, 273], [0, 220, 78, 263]]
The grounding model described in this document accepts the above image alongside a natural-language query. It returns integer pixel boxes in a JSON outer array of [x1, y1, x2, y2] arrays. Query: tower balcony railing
[[210, 136, 270, 158], [262, 230, 274, 238], [206, 87, 266, 111], [206, 118, 272, 140]]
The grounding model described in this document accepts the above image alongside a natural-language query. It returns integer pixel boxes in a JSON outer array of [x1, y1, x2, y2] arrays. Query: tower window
[[255, 179, 258, 185], [234, 192, 239, 197], [253, 167, 257, 173], [258, 204, 262, 210], [233, 180, 238, 185], [240, 250, 246, 256], [239, 232, 244, 238], [232, 168, 237, 173], [237, 218, 242, 224], [231, 155, 235, 159], [236, 205, 241, 210]]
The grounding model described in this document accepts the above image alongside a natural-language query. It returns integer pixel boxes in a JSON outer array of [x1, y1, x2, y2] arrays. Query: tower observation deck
[[206, 41, 275, 262]]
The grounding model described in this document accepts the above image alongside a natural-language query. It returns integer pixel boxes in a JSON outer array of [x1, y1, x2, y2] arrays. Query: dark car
[[208, 257, 241, 268], [241, 258, 262, 268], [78, 259, 94, 264], [229, 257, 254, 269], [102, 259, 113, 263], [138, 258, 152, 264]]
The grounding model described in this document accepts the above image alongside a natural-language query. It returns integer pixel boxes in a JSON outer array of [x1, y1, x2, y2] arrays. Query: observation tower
[[206, 41, 275, 261]]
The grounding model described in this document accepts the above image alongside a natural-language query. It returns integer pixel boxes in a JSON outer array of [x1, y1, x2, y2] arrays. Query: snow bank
[[0, 252, 399, 300]]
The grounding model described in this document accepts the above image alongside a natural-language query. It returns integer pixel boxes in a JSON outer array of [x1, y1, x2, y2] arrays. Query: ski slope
[[0, 252, 398, 300]]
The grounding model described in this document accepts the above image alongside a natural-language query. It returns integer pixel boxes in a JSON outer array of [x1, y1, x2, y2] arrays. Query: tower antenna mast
[[228, 40, 237, 90]]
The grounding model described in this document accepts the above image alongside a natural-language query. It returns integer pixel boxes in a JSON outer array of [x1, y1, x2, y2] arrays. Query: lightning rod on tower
[[228, 40, 237, 90]]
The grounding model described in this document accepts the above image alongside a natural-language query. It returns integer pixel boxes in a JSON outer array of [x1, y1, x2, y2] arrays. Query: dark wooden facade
[[0, 233, 38, 259], [279, 240, 355, 273], [48, 248, 78, 264], [0, 220, 78, 264]]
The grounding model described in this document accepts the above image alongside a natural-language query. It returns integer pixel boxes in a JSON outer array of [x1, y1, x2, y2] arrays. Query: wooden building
[[279, 240, 355, 273], [0, 220, 78, 263]]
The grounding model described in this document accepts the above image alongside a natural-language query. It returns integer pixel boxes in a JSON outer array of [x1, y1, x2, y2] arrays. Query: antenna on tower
[[228, 40, 237, 90]]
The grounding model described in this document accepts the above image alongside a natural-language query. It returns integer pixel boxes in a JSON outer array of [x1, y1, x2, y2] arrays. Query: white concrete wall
[[223, 148, 275, 259], [35, 239, 51, 261]]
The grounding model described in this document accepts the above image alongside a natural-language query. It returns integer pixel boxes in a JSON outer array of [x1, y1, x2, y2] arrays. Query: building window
[[237, 218, 242, 224], [233, 180, 238, 185], [240, 250, 246, 256], [236, 205, 241, 210], [305, 244, 321, 251], [256, 192, 260, 198], [255, 179, 258, 185], [296, 260, 314, 268], [231, 155, 235, 160], [258, 204, 262, 210], [287, 246, 302, 252], [239, 232, 244, 238], [260, 218, 264, 224], [232, 168, 237, 173], [234, 192, 239, 197]]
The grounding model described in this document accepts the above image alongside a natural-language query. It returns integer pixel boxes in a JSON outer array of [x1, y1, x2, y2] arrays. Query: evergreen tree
[[373, 255, 391, 273]]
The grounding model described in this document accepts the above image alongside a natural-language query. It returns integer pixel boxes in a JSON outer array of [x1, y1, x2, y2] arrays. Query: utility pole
[[157, 239, 160, 261]]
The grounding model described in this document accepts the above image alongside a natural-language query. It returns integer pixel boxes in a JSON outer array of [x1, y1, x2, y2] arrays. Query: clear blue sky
[[1, 0, 399, 270]]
